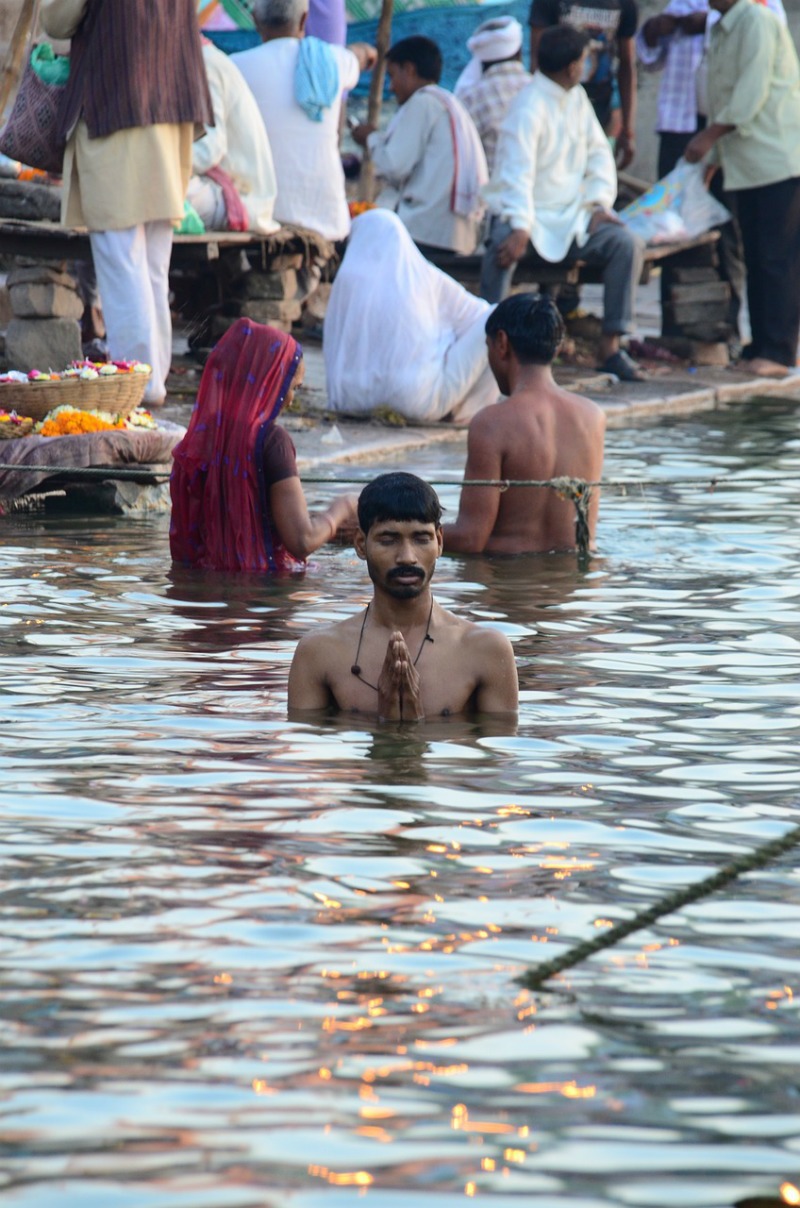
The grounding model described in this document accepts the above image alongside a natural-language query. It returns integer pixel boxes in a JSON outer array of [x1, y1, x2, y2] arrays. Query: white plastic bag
[[618, 159, 731, 245]]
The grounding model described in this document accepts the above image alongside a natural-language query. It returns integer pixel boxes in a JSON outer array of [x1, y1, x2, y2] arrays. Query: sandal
[[600, 350, 647, 382]]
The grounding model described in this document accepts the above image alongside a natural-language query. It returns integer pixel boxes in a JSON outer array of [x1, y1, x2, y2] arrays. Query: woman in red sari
[[170, 319, 356, 572]]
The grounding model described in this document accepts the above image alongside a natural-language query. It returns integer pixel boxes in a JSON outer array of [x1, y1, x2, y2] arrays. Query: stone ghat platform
[[162, 342, 800, 476]]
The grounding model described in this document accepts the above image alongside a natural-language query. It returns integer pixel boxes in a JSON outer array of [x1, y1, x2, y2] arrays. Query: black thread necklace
[[351, 598, 435, 692]]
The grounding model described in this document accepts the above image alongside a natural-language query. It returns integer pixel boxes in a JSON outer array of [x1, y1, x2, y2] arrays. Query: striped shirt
[[54, 0, 213, 142], [459, 62, 532, 173], [636, 0, 786, 135]]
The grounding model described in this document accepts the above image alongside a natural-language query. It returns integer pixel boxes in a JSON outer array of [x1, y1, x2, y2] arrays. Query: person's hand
[[328, 494, 359, 543], [496, 228, 530, 268], [642, 13, 678, 45], [350, 122, 376, 147], [703, 163, 719, 188], [684, 127, 717, 163], [349, 42, 378, 71], [675, 12, 708, 35], [588, 206, 622, 234], [377, 632, 424, 721], [615, 129, 635, 170]]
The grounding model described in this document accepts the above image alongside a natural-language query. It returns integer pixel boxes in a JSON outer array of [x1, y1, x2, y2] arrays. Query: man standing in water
[[442, 293, 606, 555], [288, 473, 518, 719]]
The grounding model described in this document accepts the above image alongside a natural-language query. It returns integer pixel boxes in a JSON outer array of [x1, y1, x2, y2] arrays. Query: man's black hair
[[386, 36, 443, 83], [537, 25, 590, 75], [358, 472, 443, 533], [485, 293, 565, 365]]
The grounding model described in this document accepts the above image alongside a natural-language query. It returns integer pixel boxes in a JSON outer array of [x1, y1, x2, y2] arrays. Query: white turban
[[468, 15, 523, 62], [454, 16, 524, 97]]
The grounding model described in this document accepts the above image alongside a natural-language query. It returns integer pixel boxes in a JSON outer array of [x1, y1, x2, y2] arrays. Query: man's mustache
[[387, 567, 424, 581]]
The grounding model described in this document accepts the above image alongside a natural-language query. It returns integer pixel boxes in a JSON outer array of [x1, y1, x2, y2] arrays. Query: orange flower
[[40, 408, 126, 437]]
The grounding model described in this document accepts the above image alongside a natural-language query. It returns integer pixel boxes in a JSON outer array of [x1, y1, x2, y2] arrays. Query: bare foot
[[747, 357, 791, 379]]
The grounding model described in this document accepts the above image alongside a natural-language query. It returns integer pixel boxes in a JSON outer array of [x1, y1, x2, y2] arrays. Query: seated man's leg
[[480, 217, 520, 303], [186, 176, 228, 231], [576, 222, 645, 369]]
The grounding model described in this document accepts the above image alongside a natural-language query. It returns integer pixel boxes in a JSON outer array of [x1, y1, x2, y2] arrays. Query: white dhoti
[[89, 222, 174, 405]]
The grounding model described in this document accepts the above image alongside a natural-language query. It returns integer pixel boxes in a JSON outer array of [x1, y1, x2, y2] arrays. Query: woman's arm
[[269, 477, 357, 560], [40, 0, 89, 40]]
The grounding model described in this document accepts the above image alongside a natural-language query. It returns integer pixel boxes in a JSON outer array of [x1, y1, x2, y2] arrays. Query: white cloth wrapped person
[[323, 210, 499, 424]]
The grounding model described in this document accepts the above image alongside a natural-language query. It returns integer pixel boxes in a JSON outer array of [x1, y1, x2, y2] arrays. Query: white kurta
[[483, 72, 617, 263], [192, 42, 279, 235], [232, 38, 359, 241], [324, 210, 498, 423], [368, 89, 483, 254]]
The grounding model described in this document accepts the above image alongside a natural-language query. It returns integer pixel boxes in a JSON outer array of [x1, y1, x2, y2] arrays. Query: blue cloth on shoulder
[[295, 36, 339, 123]]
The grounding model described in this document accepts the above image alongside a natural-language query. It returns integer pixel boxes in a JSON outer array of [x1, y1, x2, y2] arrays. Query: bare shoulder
[[292, 615, 360, 661], [470, 401, 512, 442], [444, 612, 514, 657], [445, 614, 518, 710], [560, 386, 606, 428]]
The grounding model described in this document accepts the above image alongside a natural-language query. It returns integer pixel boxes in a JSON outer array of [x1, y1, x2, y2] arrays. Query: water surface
[[2, 398, 800, 1207]]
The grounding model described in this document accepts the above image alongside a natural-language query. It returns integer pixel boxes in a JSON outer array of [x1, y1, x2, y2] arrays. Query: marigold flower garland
[[38, 407, 127, 437]]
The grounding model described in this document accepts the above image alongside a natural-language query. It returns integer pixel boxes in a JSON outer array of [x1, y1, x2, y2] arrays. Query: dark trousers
[[736, 175, 800, 367], [657, 127, 744, 338], [479, 216, 644, 334]]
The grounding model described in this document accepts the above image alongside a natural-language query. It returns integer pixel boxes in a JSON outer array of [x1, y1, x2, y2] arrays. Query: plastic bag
[[619, 159, 731, 245], [176, 200, 205, 235], [31, 43, 70, 86]]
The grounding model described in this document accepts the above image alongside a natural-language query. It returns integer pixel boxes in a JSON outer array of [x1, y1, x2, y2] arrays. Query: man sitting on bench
[[480, 25, 646, 382]]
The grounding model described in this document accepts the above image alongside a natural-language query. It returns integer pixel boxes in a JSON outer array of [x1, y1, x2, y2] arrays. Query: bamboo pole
[[0, 0, 37, 120], [358, 0, 393, 203]]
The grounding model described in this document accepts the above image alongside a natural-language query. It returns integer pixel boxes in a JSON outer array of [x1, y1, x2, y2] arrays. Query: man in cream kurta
[[685, 0, 800, 375], [41, 0, 210, 404], [188, 40, 279, 235], [481, 25, 646, 380]]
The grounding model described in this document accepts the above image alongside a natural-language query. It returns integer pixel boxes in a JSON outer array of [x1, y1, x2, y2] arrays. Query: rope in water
[[2, 467, 797, 560], [4, 466, 800, 490], [520, 820, 800, 991]]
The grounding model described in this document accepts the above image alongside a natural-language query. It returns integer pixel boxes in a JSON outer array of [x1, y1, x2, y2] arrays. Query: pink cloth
[[421, 85, 488, 220], [205, 165, 249, 231], [170, 318, 304, 572]]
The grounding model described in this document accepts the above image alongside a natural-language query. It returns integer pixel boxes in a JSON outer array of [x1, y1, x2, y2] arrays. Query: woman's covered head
[[205, 318, 302, 411]]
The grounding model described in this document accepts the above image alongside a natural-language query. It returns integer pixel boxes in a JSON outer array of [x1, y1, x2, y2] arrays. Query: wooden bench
[[0, 218, 336, 354], [426, 230, 721, 291], [0, 218, 332, 270]]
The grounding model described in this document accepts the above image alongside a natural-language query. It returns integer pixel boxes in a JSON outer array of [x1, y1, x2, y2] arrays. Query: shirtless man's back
[[443, 293, 606, 555]]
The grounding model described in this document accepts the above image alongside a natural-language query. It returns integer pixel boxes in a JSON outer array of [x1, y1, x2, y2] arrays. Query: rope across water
[[520, 820, 800, 990], [2, 467, 798, 557], [5, 467, 800, 489]]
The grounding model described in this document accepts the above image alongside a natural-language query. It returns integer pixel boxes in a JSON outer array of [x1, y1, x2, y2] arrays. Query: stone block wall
[[5, 260, 82, 371]]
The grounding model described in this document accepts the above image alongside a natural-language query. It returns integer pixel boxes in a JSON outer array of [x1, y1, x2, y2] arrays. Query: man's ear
[[435, 526, 444, 556], [299, 9, 308, 33], [354, 528, 368, 561]]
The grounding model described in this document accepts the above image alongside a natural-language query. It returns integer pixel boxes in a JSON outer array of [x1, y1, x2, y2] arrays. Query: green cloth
[[708, 0, 800, 190], [31, 43, 70, 86], [176, 201, 206, 235], [220, 0, 255, 27]]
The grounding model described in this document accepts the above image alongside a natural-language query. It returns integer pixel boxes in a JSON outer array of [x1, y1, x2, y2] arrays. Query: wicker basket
[[0, 372, 151, 423], [0, 417, 34, 439]]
